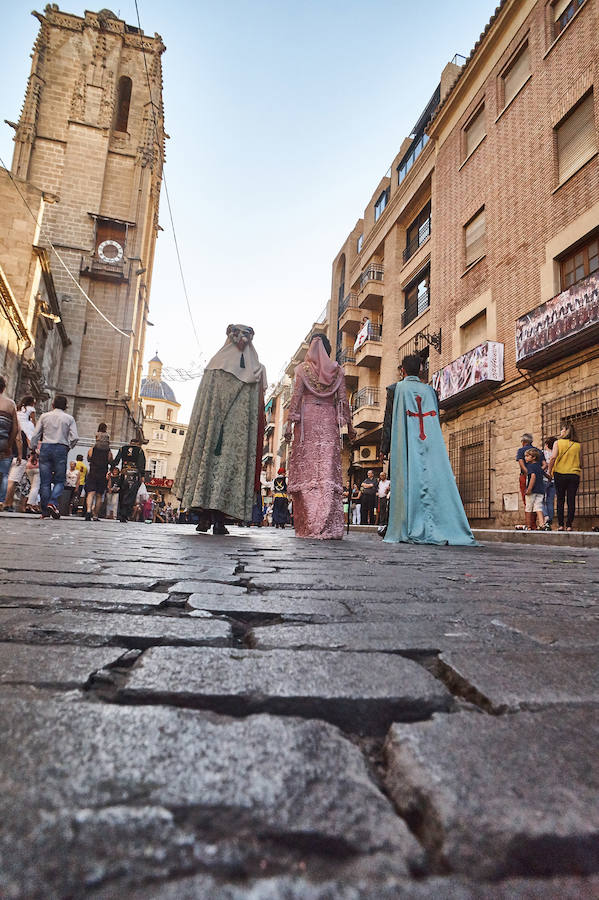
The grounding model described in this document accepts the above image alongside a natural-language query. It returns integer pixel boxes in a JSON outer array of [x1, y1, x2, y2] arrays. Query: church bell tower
[[11, 4, 166, 444]]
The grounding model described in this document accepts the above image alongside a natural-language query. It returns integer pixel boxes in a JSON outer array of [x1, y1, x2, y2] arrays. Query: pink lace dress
[[287, 363, 352, 539]]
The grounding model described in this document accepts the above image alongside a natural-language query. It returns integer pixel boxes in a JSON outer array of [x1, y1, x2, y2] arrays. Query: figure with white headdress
[[284, 332, 356, 539], [175, 324, 267, 535]]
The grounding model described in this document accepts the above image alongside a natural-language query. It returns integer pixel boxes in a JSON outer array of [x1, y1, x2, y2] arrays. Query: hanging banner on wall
[[515, 273, 599, 366], [432, 341, 504, 405]]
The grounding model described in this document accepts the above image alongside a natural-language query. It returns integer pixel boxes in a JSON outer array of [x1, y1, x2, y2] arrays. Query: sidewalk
[[349, 523, 599, 547]]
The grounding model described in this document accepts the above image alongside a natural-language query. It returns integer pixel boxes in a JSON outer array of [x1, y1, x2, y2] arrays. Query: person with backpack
[[0, 376, 21, 509]]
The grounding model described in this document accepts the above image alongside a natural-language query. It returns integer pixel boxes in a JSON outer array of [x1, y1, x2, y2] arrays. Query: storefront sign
[[516, 273, 599, 365], [432, 341, 504, 404]]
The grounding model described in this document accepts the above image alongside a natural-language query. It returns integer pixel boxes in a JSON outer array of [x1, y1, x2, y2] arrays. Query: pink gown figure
[[285, 333, 355, 539]]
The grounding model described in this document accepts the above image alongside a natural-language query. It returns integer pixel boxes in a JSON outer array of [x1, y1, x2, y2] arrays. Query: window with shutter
[[464, 105, 486, 157], [556, 92, 596, 184], [465, 209, 486, 268], [502, 42, 530, 108], [560, 233, 599, 289]]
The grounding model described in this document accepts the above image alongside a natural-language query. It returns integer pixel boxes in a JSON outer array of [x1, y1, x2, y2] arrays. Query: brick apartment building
[[324, 0, 599, 528], [1, 6, 165, 447]]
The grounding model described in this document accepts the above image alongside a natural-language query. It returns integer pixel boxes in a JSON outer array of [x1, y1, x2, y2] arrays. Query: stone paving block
[[103, 563, 239, 580], [0, 642, 124, 688], [118, 647, 451, 732], [178, 582, 248, 598], [0, 571, 161, 589], [0, 609, 231, 648], [0, 700, 421, 897], [438, 647, 599, 712], [184, 593, 351, 620], [0, 582, 169, 608], [249, 621, 536, 654], [491, 613, 599, 648], [385, 709, 599, 879]]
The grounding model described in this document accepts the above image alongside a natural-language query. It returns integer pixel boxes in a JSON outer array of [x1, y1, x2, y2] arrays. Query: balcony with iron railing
[[351, 386, 382, 430], [338, 291, 361, 334], [355, 323, 383, 369], [403, 217, 431, 263], [401, 290, 430, 329], [337, 347, 359, 387], [358, 264, 384, 311]]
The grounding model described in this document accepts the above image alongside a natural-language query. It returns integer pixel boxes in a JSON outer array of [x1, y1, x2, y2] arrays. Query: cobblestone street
[[1, 515, 598, 898]]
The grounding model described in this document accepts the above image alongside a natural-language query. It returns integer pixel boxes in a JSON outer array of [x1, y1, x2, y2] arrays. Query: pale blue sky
[[1, 0, 498, 417]]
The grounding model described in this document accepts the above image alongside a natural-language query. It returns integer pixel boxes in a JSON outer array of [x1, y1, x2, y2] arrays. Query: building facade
[[325, 0, 599, 528], [139, 354, 187, 503], [6, 5, 165, 446]]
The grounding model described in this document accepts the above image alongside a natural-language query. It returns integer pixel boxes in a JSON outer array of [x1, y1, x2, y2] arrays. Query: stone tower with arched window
[[10, 6, 166, 446]]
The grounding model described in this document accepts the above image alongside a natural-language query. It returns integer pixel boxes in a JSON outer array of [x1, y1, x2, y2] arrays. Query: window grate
[[449, 422, 492, 519], [542, 384, 599, 516]]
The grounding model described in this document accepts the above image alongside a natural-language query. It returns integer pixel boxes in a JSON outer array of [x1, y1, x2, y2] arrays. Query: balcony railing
[[402, 290, 430, 328], [352, 386, 380, 413], [403, 218, 431, 263], [338, 291, 359, 316], [359, 264, 384, 290], [337, 349, 356, 365], [357, 323, 383, 344]]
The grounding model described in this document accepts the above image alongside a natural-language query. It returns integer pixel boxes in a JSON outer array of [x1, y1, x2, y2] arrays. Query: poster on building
[[515, 273, 599, 364], [432, 341, 504, 404], [353, 319, 370, 353]]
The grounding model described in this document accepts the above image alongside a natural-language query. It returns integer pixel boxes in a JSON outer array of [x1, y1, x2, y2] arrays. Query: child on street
[[524, 447, 546, 530]]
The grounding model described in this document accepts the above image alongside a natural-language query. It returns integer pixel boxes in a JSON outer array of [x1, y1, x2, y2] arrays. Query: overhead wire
[[0, 152, 132, 339], [133, 0, 202, 351]]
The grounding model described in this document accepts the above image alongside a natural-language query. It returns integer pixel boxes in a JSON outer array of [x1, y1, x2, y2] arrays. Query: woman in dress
[[285, 333, 356, 539]]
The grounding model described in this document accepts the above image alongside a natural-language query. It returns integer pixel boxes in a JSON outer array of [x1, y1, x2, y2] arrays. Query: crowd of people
[[0, 377, 179, 525], [516, 427, 583, 531]]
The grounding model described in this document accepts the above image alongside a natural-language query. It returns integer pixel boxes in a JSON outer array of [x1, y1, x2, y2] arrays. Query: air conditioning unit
[[353, 444, 378, 465]]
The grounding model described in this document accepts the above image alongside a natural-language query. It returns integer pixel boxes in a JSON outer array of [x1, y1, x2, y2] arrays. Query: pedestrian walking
[[84, 424, 113, 521], [23, 450, 40, 513], [2, 395, 36, 512], [0, 376, 21, 510], [73, 454, 88, 514], [548, 424, 582, 532], [285, 333, 356, 539], [29, 394, 78, 519]]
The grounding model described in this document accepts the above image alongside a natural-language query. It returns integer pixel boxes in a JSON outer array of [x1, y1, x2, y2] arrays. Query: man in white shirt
[[377, 471, 391, 526], [30, 394, 78, 519]]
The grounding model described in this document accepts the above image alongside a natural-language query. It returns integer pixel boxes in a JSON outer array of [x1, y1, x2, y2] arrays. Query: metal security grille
[[542, 384, 599, 516], [449, 422, 492, 519]]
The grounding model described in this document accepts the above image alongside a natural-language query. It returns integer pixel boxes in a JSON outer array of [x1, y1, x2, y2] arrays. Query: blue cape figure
[[383, 376, 476, 546]]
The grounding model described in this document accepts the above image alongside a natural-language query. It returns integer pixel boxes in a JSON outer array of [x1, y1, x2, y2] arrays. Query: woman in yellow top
[[548, 424, 582, 531]]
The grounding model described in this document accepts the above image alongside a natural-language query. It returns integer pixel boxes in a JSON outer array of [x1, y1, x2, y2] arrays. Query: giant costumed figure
[[381, 354, 476, 546], [175, 324, 267, 535]]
